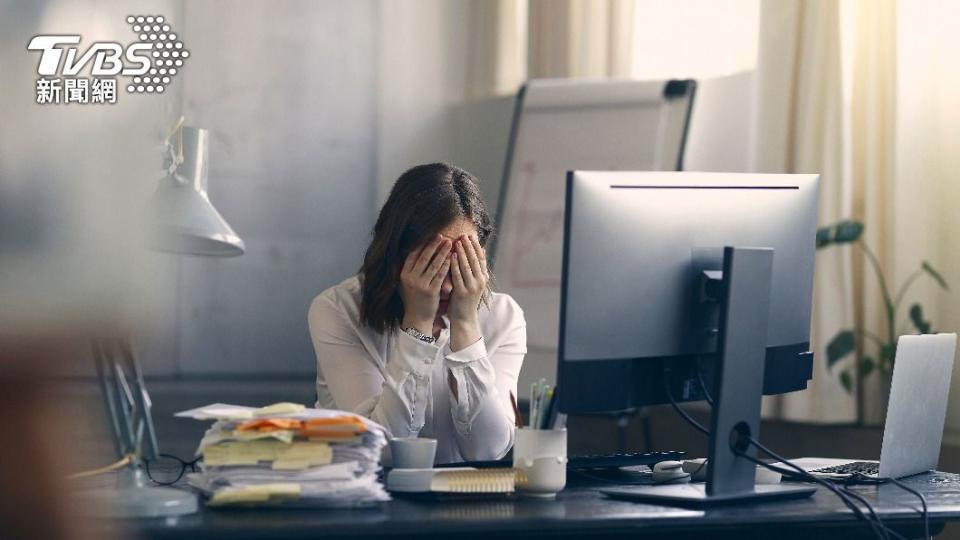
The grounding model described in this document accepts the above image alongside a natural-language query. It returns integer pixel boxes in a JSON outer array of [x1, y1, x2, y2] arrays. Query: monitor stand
[[602, 247, 815, 507]]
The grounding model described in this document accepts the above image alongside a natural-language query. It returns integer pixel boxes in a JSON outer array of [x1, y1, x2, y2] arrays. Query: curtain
[[754, 0, 857, 423], [849, 0, 897, 424], [894, 0, 960, 435], [465, 0, 528, 99], [759, 0, 960, 426], [527, 0, 634, 78]]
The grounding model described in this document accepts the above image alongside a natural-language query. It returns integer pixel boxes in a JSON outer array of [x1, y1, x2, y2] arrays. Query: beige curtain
[[460, 0, 637, 97], [850, 0, 897, 423], [527, 0, 634, 78], [758, 0, 916, 425], [894, 0, 960, 437], [755, 0, 857, 423], [465, 0, 528, 99]]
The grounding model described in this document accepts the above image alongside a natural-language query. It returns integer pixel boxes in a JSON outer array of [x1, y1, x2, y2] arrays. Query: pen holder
[[513, 428, 567, 498]]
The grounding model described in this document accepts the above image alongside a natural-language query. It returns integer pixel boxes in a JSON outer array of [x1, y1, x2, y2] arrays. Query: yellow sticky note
[[203, 440, 332, 468], [231, 430, 295, 444], [272, 442, 333, 470], [208, 483, 301, 506], [253, 402, 305, 416], [203, 444, 259, 466]]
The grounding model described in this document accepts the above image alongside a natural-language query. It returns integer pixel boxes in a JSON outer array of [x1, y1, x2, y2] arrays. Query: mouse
[[651, 460, 692, 484]]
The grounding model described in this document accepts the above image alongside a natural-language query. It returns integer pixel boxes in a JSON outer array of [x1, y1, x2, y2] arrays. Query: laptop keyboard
[[811, 461, 879, 476]]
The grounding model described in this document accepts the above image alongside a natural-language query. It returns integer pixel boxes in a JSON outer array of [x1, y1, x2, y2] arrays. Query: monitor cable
[[692, 365, 929, 540], [664, 368, 901, 540]]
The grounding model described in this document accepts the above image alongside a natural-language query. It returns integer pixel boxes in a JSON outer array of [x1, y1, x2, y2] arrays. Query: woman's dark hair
[[359, 163, 494, 333]]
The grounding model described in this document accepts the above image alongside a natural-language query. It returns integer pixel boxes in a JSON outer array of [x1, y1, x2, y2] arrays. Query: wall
[[0, 0, 181, 361], [170, 1, 380, 375], [3, 2, 382, 378]]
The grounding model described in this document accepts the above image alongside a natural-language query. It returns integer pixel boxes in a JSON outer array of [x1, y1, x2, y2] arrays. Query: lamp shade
[[150, 126, 245, 257]]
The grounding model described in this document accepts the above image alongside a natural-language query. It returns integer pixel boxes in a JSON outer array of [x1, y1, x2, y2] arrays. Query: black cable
[[732, 442, 895, 540], [743, 436, 895, 540], [666, 365, 899, 540], [850, 473, 931, 540], [694, 356, 715, 407], [663, 368, 709, 436], [692, 360, 929, 539], [885, 477, 930, 540]]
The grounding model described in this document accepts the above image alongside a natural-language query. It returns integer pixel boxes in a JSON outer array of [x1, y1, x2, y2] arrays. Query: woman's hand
[[449, 234, 487, 351], [400, 235, 452, 335]]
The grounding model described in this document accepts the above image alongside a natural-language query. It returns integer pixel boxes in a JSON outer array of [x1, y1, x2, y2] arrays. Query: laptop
[[794, 333, 957, 480]]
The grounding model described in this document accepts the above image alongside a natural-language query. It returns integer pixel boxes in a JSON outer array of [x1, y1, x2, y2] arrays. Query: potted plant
[[817, 220, 949, 422]]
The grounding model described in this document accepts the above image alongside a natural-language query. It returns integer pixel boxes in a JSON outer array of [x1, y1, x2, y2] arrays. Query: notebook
[[386, 467, 518, 494]]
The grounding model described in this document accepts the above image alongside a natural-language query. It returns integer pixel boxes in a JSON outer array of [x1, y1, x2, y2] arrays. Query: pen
[[539, 387, 554, 429], [529, 382, 537, 428], [510, 391, 523, 429], [534, 378, 546, 429]]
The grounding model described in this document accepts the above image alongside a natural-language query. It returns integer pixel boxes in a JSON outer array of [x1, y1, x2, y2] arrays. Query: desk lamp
[[86, 121, 243, 517]]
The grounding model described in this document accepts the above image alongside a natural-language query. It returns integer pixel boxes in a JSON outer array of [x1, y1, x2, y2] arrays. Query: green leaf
[[833, 220, 864, 243], [922, 261, 949, 291], [859, 356, 875, 377], [880, 344, 896, 372], [816, 227, 832, 248], [839, 370, 854, 394], [826, 330, 856, 370], [909, 304, 932, 334]]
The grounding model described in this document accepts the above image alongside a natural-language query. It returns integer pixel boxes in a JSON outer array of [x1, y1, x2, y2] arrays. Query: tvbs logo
[[28, 15, 189, 105], [28, 35, 152, 77]]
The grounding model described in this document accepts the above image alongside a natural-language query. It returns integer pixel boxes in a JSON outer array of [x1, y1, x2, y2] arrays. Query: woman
[[308, 163, 526, 463]]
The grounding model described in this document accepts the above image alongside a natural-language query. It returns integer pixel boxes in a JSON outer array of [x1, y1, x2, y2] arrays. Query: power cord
[[665, 368, 909, 540], [735, 437, 900, 540], [693, 362, 930, 540], [847, 473, 931, 540], [66, 453, 135, 480]]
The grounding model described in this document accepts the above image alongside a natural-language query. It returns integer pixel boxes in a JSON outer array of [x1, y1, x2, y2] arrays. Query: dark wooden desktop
[[122, 471, 960, 540]]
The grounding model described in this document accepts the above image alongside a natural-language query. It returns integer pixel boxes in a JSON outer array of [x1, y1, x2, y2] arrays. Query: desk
[[124, 472, 960, 540]]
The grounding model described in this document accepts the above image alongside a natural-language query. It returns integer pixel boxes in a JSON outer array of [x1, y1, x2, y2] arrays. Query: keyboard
[[811, 461, 879, 477], [568, 451, 686, 470], [439, 450, 685, 471]]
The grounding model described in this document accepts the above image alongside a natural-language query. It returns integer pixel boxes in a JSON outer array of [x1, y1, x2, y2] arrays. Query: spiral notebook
[[386, 467, 518, 494]]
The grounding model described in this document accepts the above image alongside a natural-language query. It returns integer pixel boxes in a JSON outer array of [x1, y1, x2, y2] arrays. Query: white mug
[[390, 437, 437, 469], [513, 428, 567, 497]]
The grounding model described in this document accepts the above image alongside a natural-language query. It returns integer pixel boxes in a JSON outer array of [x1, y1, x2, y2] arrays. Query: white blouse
[[308, 275, 526, 464]]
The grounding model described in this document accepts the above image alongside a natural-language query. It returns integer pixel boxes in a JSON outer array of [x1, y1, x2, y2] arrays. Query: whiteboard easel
[[490, 78, 696, 395]]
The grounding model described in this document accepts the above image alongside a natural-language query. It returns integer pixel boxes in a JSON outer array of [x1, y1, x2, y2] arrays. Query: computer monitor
[[557, 170, 820, 505], [558, 171, 819, 415]]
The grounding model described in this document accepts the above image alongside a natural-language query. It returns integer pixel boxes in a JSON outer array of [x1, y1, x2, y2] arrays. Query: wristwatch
[[402, 326, 437, 344]]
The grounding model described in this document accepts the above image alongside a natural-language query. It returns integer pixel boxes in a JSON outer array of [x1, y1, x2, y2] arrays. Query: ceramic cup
[[513, 428, 567, 497], [390, 437, 438, 469]]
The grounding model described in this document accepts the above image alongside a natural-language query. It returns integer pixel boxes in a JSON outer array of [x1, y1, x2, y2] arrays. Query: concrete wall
[[172, 1, 379, 375]]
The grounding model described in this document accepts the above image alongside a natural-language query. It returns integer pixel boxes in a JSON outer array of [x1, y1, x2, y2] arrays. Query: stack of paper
[[176, 403, 390, 507]]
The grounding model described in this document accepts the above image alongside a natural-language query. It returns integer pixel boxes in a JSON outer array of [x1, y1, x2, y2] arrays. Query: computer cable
[[884, 477, 930, 540], [695, 362, 928, 540], [694, 356, 715, 407], [663, 368, 709, 436], [665, 368, 900, 540], [734, 446, 898, 540], [848, 473, 931, 540]]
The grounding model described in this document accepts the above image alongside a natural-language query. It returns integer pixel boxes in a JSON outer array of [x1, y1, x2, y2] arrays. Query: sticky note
[[202, 440, 332, 468], [208, 483, 301, 506], [253, 402, 305, 416]]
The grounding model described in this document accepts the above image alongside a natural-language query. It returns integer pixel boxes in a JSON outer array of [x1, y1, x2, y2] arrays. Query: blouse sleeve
[[443, 298, 526, 461], [308, 295, 437, 438]]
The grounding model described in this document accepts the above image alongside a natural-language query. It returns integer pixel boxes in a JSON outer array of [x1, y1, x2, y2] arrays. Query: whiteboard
[[491, 79, 696, 356]]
